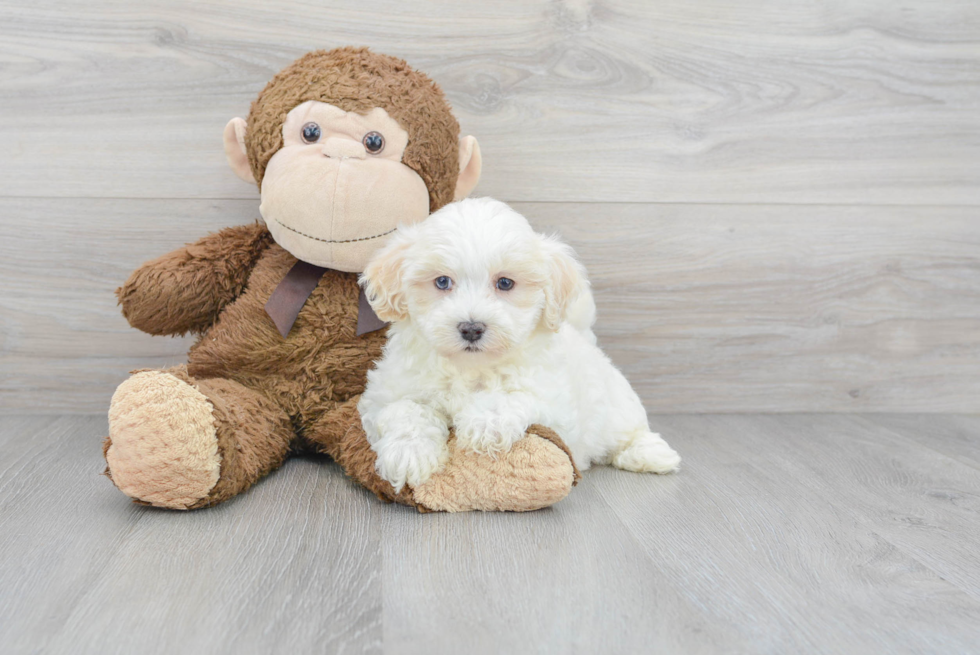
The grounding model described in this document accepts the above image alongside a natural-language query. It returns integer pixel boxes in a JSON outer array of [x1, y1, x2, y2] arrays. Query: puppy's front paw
[[375, 436, 450, 493], [454, 407, 528, 456], [612, 432, 681, 474]]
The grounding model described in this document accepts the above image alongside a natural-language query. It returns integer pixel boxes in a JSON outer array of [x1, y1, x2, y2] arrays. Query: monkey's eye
[[434, 276, 453, 291], [363, 131, 385, 154], [496, 277, 515, 291], [301, 122, 321, 143]]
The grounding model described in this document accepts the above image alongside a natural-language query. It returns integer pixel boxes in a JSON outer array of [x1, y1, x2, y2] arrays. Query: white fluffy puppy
[[358, 197, 680, 492]]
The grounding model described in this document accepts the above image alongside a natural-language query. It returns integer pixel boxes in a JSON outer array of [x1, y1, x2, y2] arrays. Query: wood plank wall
[[1, 0, 978, 413]]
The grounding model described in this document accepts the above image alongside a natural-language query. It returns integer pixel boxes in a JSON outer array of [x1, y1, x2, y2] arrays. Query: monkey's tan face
[[259, 101, 431, 272]]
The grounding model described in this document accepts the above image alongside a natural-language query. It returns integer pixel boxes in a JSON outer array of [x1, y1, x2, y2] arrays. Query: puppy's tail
[[566, 287, 597, 342]]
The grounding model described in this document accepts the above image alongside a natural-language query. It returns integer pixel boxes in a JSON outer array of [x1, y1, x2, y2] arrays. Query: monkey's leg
[[306, 397, 580, 512], [103, 366, 294, 510]]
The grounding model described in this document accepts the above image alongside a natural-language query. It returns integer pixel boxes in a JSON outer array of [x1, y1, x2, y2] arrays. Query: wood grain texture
[[0, 415, 384, 655], [641, 414, 980, 603], [0, 0, 977, 203], [380, 481, 748, 654], [2, 198, 977, 413], [592, 413, 980, 652], [1, 1, 977, 411], [864, 414, 980, 470], [3, 414, 980, 653]]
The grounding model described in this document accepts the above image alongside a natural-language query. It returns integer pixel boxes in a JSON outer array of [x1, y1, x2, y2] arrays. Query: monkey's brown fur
[[114, 223, 414, 506], [102, 48, 577, 511]]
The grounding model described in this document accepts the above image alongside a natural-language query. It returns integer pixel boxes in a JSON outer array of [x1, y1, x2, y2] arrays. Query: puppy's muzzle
[[458, 321, 486, 343]]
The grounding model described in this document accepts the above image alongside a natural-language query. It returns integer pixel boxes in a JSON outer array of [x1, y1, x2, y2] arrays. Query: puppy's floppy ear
[[540, 235, 589, 332], [360, 229, 415, 322]]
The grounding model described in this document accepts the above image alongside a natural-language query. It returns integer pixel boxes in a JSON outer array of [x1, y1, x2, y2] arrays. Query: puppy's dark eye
[[435, 276, 453, 291], [363, 131, 385, 154], [301, 122, 321, 143], [496, 277, 515, 291]]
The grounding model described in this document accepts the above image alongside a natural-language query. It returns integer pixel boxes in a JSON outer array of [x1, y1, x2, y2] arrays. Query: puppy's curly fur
[[359, 198, 680, 491]]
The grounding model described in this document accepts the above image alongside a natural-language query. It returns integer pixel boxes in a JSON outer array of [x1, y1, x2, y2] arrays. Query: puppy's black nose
[[458, 321, 486, 342]]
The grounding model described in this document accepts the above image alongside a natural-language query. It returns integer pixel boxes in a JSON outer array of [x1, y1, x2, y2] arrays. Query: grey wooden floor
[[2, 413, 979, 654]]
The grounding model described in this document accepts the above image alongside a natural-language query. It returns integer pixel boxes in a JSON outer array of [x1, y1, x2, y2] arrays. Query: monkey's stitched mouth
[[273, 218, 397, 244]]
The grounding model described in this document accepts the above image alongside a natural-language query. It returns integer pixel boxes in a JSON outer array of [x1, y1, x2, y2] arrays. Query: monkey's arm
[[117, 222, 273, 336]]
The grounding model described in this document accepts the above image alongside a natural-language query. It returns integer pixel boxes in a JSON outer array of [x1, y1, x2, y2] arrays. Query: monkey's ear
[[453, 136, 482, 201], [223, 118, 256, 184]]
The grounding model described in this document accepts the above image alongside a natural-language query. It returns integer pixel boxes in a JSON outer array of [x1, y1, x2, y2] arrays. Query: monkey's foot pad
[[104, 370, 221, 510], [413, 426, 579, 512]]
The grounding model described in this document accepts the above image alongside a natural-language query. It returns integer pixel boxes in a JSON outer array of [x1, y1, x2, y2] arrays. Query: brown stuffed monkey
[[102, 47, 578, 512]]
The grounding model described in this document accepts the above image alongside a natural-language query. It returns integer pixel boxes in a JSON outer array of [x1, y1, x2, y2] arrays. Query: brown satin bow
[[264, 260, 387, 338]]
